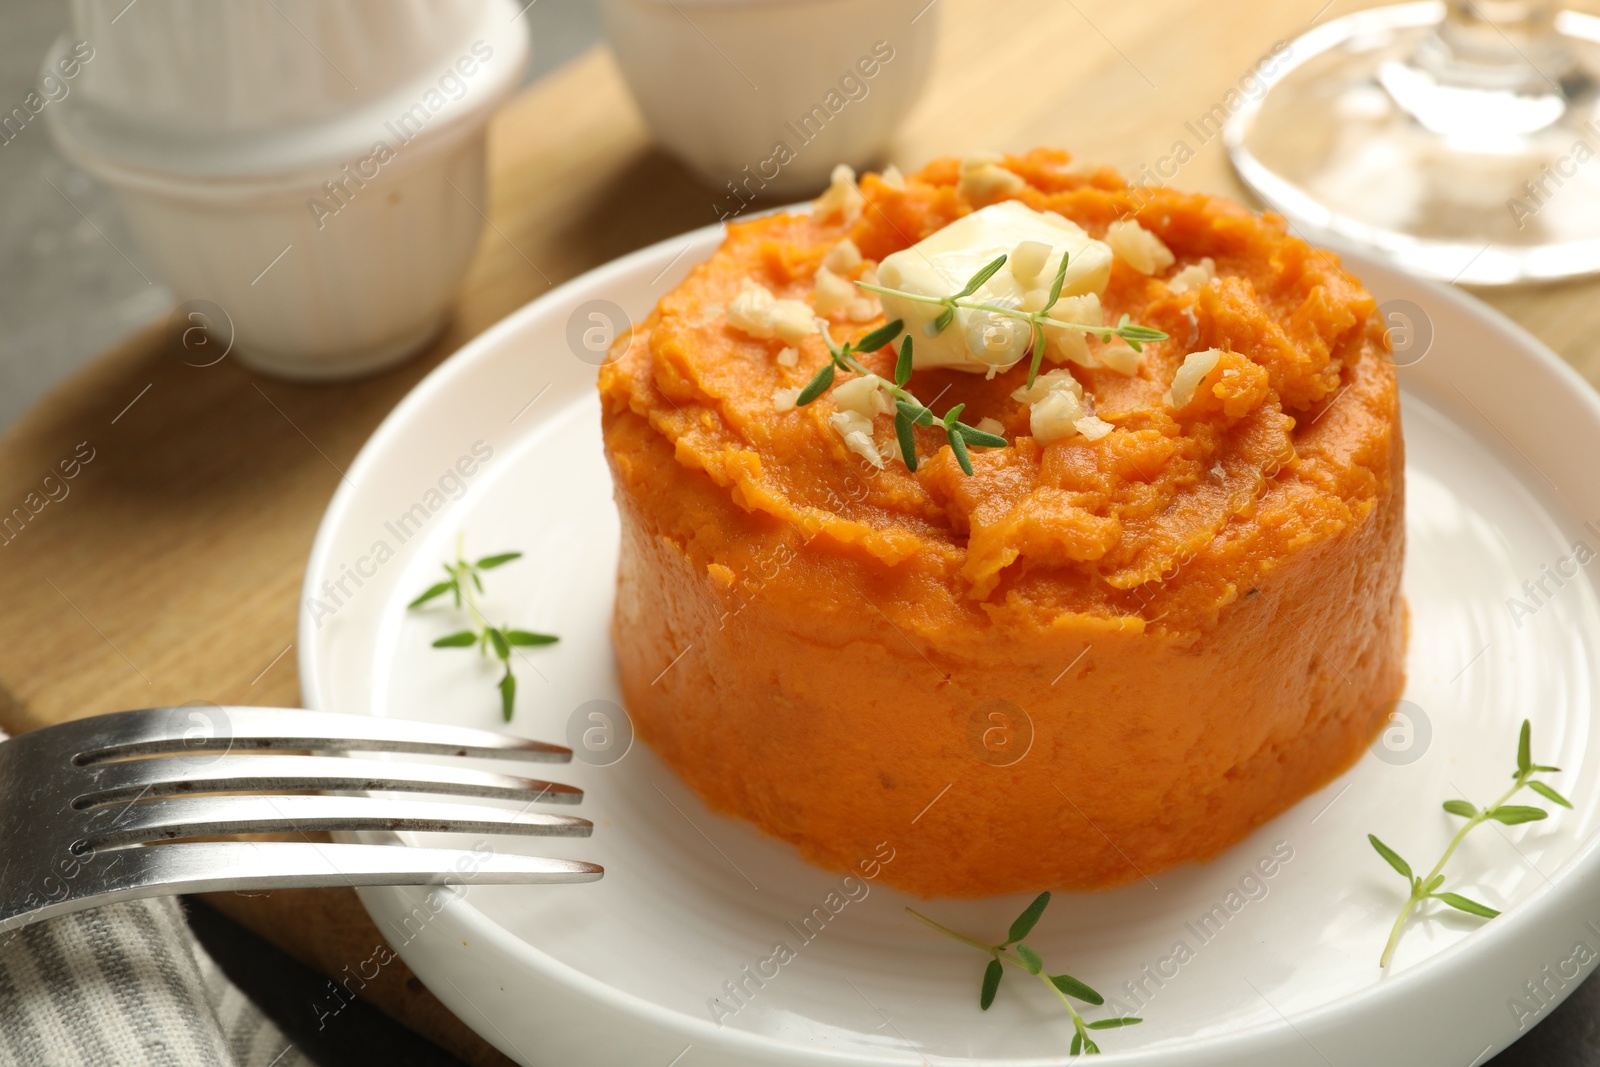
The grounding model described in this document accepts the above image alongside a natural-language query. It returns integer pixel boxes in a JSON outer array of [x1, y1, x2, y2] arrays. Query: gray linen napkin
[[0, 896, 312, 1067], [0, 895, 313, 1067]]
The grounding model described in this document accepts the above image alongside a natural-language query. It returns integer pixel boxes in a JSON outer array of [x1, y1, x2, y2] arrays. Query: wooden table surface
[[4, 1, 1599, 1063]]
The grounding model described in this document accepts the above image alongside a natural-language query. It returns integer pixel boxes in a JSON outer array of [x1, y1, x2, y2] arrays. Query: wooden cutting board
[[4, 1, 1599, 1062]]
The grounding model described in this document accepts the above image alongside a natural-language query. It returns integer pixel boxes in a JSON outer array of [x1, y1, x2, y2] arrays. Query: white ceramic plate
[[299, 221, 1600, 1067]]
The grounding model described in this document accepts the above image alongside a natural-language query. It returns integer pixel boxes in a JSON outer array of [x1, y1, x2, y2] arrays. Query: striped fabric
[[0, 897, 310, 1067]]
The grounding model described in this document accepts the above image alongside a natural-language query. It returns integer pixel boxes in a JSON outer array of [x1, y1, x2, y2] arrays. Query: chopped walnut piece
[[814, 164, 865, 224], [813, 266, 856, 317], [823, 239, 863, 273], [829, 410, 884, 468], [959, 152, 1027, 203], [1045, 293, 1104, 366], [727, 280, 817, 344], [1167, 257, 1216, 294], [1164, 348, 1224, 409], [832, 373, 891, 418], [1106, 220, 1176, 275], [1095, 341, 1141, 376]]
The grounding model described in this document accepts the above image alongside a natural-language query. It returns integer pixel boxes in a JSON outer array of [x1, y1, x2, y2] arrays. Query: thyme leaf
[[1370, 719, 1571, 967], [409, 535, 559, 721], [905, 892, 1137, 1055]]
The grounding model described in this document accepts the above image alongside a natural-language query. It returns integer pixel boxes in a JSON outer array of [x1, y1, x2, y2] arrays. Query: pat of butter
[[875, 201, 1113, 373]]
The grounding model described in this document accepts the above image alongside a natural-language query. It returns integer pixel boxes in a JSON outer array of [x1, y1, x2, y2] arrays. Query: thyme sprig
[[794, 317, 903, 406], [797, 321, 1004, 475], [1369, 719, 1572, 968], [856, 253, 1168, 388], [408, 536, 558, 721], [906, 893, 1141, 1056]]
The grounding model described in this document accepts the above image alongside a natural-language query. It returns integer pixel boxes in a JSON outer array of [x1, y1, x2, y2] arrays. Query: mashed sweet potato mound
[[599, 148, 1405, 897]]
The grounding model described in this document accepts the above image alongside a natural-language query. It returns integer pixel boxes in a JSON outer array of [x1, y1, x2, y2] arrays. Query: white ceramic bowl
[[67, 0, 485, 132], [45, 0, 530, 380], [599, 0, 938, 197], [68, 126, 495, 380]]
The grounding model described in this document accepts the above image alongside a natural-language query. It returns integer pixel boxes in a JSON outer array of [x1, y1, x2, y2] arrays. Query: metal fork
[[0, 706, 602, 935]]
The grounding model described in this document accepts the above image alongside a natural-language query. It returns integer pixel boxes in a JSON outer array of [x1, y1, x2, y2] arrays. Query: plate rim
[[299, 214, 1600, 1065]]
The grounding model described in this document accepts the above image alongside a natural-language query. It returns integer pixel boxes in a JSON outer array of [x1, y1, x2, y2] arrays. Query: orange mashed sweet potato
[[598, 148, 1405, 897]]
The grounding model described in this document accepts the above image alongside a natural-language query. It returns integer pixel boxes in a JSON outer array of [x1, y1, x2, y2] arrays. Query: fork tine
[[73, 755, 582, 809], [0, 842, 603, 934], [71, 707, 572, 765], [76, 795, 593, 849]]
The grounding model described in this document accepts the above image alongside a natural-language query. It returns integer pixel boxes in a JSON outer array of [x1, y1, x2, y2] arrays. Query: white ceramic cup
[[66, 120, 496, 380], [66, 0, 486, 132], [45, 0, 529, 381], [599, 0, 939, 199]]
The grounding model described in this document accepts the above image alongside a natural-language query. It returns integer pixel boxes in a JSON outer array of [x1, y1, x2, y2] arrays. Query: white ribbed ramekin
[[47, 0, 530, 380]]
